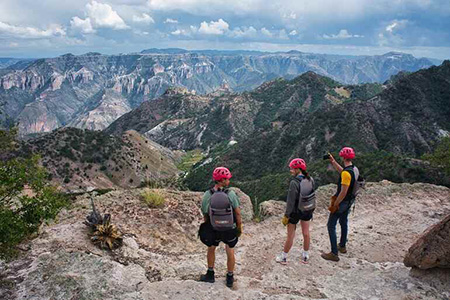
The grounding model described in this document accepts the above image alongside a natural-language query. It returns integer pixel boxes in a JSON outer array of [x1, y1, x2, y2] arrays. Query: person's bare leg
[[225, 245, 235, 272], [283, 223, 296, 253], [207, 246, 216, 268], [300, 220, 310, 251]]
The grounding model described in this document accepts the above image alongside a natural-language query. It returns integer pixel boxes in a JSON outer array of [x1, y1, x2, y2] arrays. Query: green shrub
[[140, 189, 165, 208], [423, 137, 450, 176], [0, 128, 69, 259]]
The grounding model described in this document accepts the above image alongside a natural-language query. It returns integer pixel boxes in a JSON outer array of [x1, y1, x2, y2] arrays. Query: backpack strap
[[293, 176, 303, 213], [210, 187, 230, 194], [343, 166, 357, 199]]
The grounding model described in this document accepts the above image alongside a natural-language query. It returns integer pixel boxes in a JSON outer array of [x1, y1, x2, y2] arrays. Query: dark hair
[[301, 169, 311, 180]]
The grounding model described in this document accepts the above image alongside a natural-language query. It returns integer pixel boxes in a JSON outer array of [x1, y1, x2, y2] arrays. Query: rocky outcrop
[[1, 181, 450, 300], [404, 214, 450, 269], [232, 187, 253, 222], [259, 200, 285, 218]]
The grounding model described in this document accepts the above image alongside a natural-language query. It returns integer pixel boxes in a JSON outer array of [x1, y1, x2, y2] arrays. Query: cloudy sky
[[1, 0, 449, 59]]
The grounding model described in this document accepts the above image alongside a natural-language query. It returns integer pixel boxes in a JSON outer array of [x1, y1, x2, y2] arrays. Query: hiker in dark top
[[198, 167, 242, 288], [276, 158, 316, 265], [322, 147, 360, 262]]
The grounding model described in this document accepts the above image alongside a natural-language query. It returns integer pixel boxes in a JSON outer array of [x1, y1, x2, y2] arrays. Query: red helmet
[[212, 167, 232, 181], [289, 158, 307, 171], [339, 147, 355, 160]]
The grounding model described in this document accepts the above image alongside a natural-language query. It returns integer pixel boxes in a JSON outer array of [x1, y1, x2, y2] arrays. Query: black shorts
[[198, 222, 239, 248], [289, 209, 315, 224]]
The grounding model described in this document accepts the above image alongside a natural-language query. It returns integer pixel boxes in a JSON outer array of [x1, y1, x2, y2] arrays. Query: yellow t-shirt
[[341, 171, 351, 186]]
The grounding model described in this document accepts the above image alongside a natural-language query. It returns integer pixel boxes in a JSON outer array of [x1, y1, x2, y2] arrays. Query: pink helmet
[[212, 167, 232, 181], [339, 147, 355, 160], [289, 158, 307, 171]]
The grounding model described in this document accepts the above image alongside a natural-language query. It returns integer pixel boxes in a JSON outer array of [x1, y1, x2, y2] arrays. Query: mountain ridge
[[0, 50, 435, 135]]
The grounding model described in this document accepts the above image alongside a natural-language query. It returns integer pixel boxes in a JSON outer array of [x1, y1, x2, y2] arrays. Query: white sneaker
[[301, 252, 309, 264], [276, 253, 287, 265]]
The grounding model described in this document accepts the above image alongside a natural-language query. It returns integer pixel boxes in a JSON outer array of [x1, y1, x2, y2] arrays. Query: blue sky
[[0, 0, 449, 59]]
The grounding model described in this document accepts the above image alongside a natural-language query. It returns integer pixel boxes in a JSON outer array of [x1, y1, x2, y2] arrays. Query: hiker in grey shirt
[[276, 158, 316, 265]]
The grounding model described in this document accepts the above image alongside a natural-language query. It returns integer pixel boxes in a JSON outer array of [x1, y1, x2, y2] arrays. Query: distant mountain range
[[107, 61, 450, 158], [0, 49, 437, 135], [0, 58, 34, 71], [105, 60, 450, 198]]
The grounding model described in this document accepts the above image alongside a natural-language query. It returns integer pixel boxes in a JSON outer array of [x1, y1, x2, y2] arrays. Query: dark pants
[[327, 201, 351, 255]]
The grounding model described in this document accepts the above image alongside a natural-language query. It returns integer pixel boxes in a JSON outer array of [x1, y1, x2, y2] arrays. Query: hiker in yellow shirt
[[322, 147, 360, 262]]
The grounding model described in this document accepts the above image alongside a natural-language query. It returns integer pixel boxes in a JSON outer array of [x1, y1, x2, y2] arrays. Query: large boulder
[[404, 214, 450, 269], [231, 187, 253, 222], [259, 200, 286, 219]]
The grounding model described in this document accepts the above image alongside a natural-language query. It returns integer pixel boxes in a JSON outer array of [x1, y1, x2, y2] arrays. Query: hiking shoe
[[200, 270, 215, 283], [226, 273, 234, 288], [275, 254, 287, 265], [338, 245, 347, 254], [321, 252, 340, 262], [301, 252, 309, 264]]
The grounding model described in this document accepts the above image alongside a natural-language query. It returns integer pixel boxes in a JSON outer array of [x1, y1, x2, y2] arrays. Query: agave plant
[[85, 192, 123, 250], [91, 214, 123, 250]]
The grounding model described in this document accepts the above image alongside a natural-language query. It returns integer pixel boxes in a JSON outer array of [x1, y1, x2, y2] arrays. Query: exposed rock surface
[[259, 200, 285, 218], [1, 181, 449, 299], [404, 214, 450, 269], [106, 72, 370, 151]]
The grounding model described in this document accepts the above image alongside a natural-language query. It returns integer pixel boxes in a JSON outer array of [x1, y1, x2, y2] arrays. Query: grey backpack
[[296, 177, 316, 212], [351, 166, 365, 197], [209, 189, 234, 231]]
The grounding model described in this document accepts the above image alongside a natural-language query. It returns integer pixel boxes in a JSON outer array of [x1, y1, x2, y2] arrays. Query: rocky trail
[[1, 181, 450, 300]]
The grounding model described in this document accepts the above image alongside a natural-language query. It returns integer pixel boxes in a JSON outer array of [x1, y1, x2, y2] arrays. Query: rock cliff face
[[106, 72, 356, 150], [0, 50, 434, 135], [1, 181, 449, 299]]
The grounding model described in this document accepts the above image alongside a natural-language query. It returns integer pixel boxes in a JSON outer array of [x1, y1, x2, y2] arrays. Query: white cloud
[[9, 42, 19, 47], [261, 27, 272, 37], [289, 30, 298, 36], [230, 26, 257, 38], [132, 13, 155, 24], [164, 18, 179, 24], [171, 29, 182, 35], [386, 23, 397, 33], [282, 11, 297, 19], [85, 1, 129, 30], [198, 19, 229, 35], [0, 21, 66, 39], [323, 29, 363, 39], [70, 17, 95, 34], [386, 20, 408, 33], [378, 20, 409, 46]]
